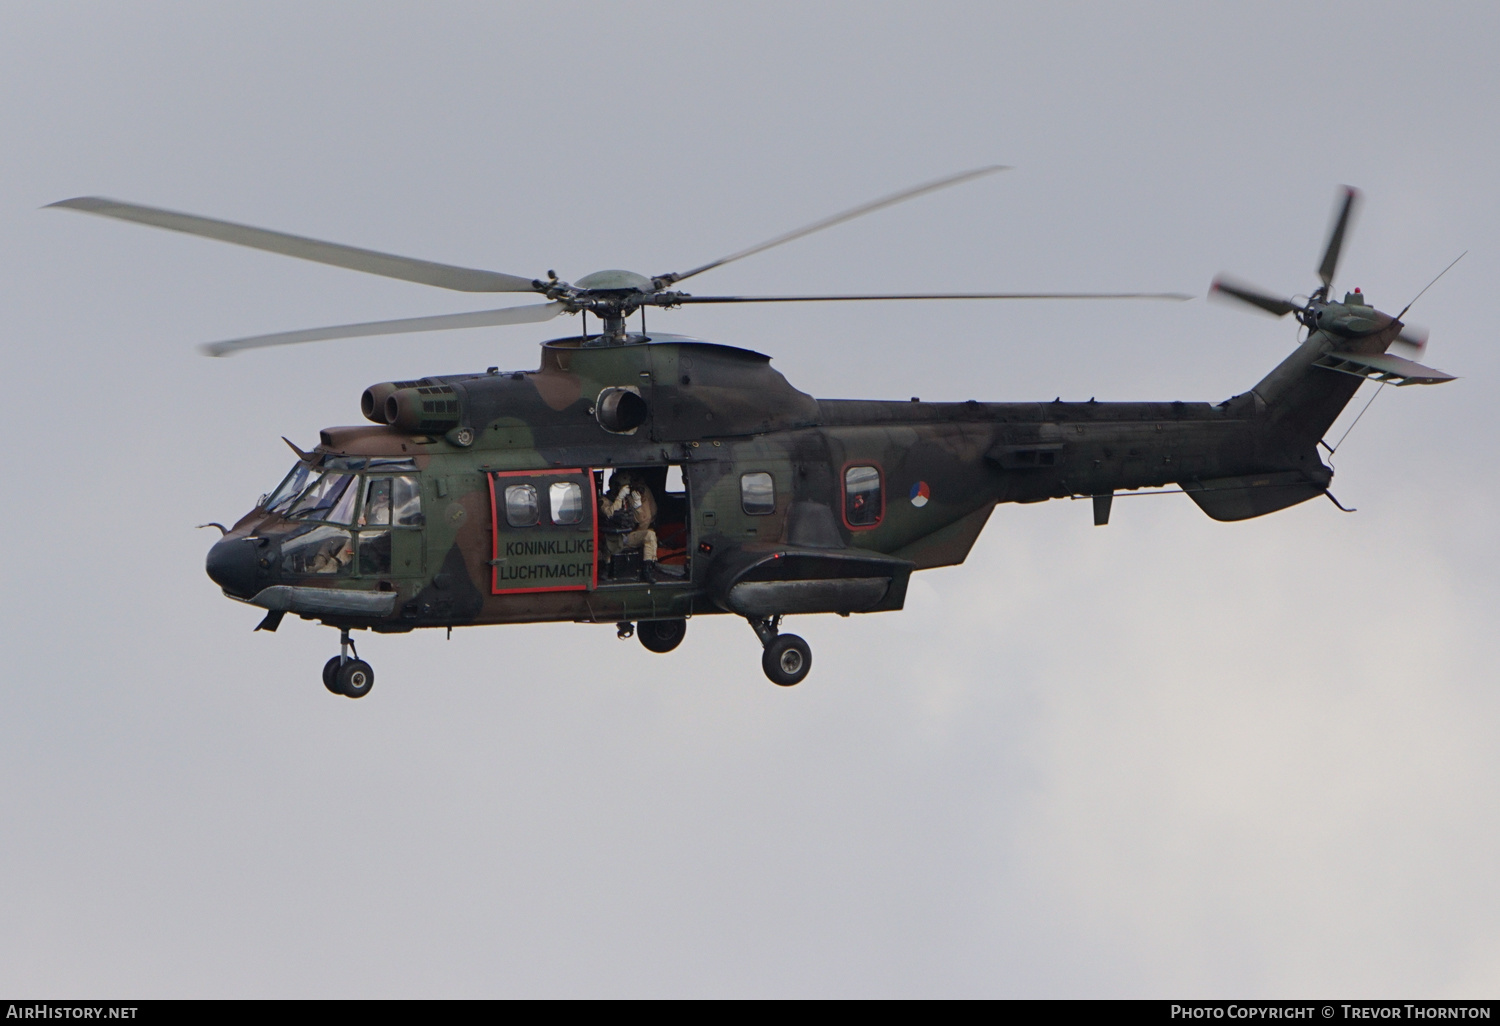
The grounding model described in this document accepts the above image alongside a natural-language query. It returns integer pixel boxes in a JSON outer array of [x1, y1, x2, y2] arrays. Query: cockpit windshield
[[262, 463, 358, 524], [260, 461, 425, 531], [264, 463, 313, 514], [287, 472, 358, 522]]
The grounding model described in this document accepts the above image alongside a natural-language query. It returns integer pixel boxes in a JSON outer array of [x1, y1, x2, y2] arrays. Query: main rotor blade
[[668, 291, 1191, 304], [49, 197, 541, 293], [1318, 186, 1359, 288], [663, 166, 1011, 285], [199, 302, 566, 357], [1209, 276, 1301, 317]]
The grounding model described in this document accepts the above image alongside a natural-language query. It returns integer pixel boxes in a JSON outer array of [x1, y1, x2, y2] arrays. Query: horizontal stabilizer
[[1313, 350, 1455, 386]]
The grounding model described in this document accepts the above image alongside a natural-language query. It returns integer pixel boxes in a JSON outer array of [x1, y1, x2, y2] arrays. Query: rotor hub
[[574, 269, 654, 292]]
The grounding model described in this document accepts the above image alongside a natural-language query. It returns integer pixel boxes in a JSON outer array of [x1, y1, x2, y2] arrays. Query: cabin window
[[741, 472, 775, 515], [280, 525, 354, 575], [550, 481, 584, 525], [505, 484, 539, 527], [844, 465, 883, 527]]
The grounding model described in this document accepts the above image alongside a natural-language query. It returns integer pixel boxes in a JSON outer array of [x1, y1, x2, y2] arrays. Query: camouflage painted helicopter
[[51, 173, 1452, 697]]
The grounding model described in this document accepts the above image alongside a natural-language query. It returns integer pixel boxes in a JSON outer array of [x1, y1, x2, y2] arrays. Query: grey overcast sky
[[2, 1, 1498, 998]]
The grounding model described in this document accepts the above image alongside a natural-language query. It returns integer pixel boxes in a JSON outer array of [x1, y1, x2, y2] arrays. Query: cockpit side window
[[362, 477, 393, 526], [281, 525, 354, 575], [358, 530, 392, 575], [361, 475, 422, 527], [391, 476, 422, 526]]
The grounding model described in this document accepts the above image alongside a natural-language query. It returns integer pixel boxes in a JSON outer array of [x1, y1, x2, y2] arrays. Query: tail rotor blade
[[1318, 186, 1360, 289], [1391, 325, 1429, 358], [1209, 276, 1302, 317]]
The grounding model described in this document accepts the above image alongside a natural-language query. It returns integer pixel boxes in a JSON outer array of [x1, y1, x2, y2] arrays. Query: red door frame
[[488, 468, 600, 594]]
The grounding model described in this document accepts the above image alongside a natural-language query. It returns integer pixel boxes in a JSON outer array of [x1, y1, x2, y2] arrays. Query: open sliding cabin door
[[488, 468, 598, 594]]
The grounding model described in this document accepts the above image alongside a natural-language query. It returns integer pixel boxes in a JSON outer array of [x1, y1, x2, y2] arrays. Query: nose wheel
[[322, 628, 375, 699], [748, 616, 812, 687]]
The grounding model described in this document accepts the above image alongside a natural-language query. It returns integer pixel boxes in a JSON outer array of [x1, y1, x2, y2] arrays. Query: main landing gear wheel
[[638, 618, 687, 654], [335, 659, 375, 699], [762, 634, 811, 687], [324, 626, 373, 699], [322, 656, 344, 695]]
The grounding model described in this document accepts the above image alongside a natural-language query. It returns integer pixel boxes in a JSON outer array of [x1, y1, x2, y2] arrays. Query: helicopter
[[50, 173, 1453, 697]]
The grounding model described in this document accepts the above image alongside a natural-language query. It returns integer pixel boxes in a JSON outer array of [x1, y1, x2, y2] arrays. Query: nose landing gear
[[323, 627, 374, 699], [748, 616, 812, 687]]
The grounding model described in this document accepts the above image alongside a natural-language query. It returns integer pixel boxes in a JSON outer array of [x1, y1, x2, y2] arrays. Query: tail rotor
[[1209, 186, 1456, 388], [1209, 186, 1362, 331]]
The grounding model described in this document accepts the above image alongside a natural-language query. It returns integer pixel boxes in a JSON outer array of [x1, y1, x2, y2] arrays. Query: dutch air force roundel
[[910, 481, 930, 507]]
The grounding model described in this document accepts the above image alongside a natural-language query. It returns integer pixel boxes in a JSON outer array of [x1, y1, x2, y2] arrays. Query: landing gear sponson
[[322, 626, 374, 699]]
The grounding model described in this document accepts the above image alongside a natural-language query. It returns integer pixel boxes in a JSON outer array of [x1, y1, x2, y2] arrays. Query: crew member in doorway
[[602, 471, 659, 579]]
